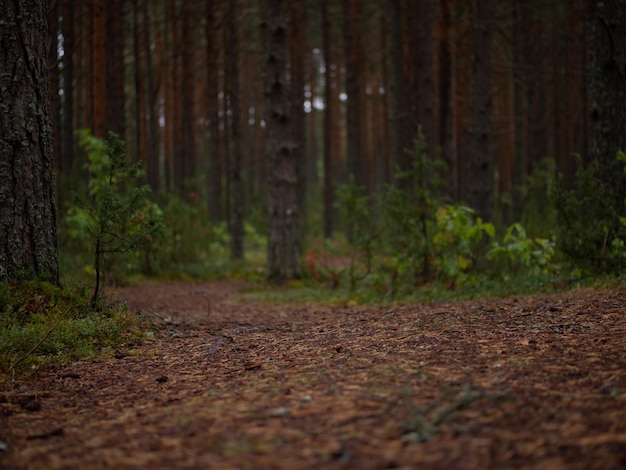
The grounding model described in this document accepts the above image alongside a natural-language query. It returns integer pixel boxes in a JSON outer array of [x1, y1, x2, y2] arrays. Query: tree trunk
[[289, 0, 307, 235], [142, 0, 160, 191], [341, 0, 365, 189], [205, 0, 222, 221], [228, 0, 244, 260], [322, 0, 336, 238], [105, 0, 125, 138], [0, 0, 59, 284], [47, 0, 61, 173], [466, 0, 494, 222], [91, 0, 106, 137], [61, 0, 75, 175], [262, 0, 301, 280], [180, 1, 197, 198], [387, 0, 407, 182], [588, 0, 626, 212]]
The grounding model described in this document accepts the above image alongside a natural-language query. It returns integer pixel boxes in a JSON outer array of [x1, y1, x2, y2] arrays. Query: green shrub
[[551, 154, 626, 274], [488, 222, 557, 281], [433, 205, 495, 285]]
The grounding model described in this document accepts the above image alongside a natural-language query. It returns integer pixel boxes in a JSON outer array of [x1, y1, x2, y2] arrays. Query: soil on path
[[1, 281, 626, 469]]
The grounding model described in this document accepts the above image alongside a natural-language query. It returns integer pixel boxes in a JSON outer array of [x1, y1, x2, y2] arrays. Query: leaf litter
[[1, 281, 625, 469]]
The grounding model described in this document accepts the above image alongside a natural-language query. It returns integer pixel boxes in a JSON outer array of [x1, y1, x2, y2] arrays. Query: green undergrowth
[[240, 269, 623, 307], [0, 281, 142, 378]]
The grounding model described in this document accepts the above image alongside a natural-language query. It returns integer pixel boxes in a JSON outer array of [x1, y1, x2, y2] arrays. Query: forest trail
[[1, 281, 626, 469]]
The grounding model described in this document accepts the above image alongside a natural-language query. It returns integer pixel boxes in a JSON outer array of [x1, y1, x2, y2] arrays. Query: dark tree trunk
[[436, 0, 455, 198], [588, 0, 626, 211], [180, 1, 197, 198], [142, 0, 160, 191], [47, 0, 61, 173], [228, 0, 244, 260], [341, 0, 364, 189], [262, 0, 301, 280], [289, 0, 306, 237], [322, 0, 336, 239], [466, 0, 494, 222], [91, 0, 106, 137], [387, 0, 407, 181], [105, 0, 125, 138], [205, 0, 222, 221], [61, 0, 75, 175], [0, 0, 59, 284]]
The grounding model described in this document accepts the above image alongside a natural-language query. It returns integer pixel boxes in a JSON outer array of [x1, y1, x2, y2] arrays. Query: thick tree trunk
[[262, 0, 301, 280], [0, 0, 59, 284]]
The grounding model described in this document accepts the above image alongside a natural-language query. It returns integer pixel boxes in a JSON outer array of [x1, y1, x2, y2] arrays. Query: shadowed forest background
[[47, 0, 625, 297]]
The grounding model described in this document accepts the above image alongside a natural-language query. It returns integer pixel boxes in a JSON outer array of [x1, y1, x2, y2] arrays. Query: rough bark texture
[[0, 0, 59, 284], [588, 0, 626, 212], [262, 0, 301, 280]]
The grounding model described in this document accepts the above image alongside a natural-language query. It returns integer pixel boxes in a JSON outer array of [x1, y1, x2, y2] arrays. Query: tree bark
[[341, 0, 365, 189], [588, 0, 626, 211], [60, 0, 75, 175], [322, 0, 336, 238], [91, 0, 106, 137], [205, 0, 222, 221], [262, 0, 301, 280], [466, 0, 494, 222], [228, 0, 244, 260], [105, 0, 125, 138], [0, 0, 59, 284]]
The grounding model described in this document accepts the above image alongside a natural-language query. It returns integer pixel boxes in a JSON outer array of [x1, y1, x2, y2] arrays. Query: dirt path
[[1, 282, 626, 469]]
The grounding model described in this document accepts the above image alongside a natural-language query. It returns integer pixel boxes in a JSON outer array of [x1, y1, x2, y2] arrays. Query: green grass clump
[[0, 281, 141, 377]]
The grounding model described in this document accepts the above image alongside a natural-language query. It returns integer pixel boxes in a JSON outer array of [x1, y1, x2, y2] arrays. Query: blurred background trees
[[45, 0, 625, 286]]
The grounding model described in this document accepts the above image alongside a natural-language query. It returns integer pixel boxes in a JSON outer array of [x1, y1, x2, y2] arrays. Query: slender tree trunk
[[105, 0, 125, 138], [322, 0, 335, 238], [228, 0, 244, 260], [414, 0, 435, 158], [61, 0, 75, 175], [142, 0, 160, 191], [205, 0, 222, 221], [466, 0, 494, 222], [91, 0, 106, 137], [388, 0, 407, 181], [262, 0, 302, 280], [342, 0, 364, 189], [437, 0, 455, 198], [0, 0, 59, 284], [180, 1, 197, 198], [290, 0, 307, 234], [47, 0, 61, 173]]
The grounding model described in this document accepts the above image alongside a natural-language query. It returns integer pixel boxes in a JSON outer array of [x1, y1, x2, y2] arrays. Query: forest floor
[[1, 280, 626, 469]]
